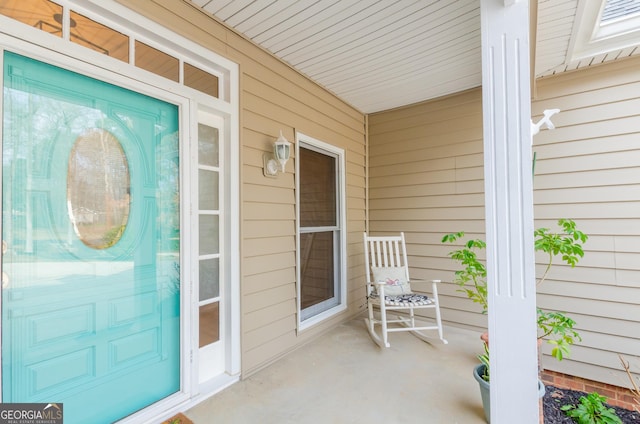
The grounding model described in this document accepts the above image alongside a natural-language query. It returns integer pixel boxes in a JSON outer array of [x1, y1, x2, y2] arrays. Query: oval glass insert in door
[[67, 128, 130, 250]]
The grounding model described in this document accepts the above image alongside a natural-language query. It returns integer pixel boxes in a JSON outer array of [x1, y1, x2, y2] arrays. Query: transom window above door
[[0, 0, 224, 100]]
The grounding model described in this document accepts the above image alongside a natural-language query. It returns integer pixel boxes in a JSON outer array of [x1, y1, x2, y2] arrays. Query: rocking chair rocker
[[363, 232, 447, 348]]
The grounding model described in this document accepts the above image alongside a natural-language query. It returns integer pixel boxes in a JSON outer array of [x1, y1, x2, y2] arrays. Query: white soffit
[[190, 0, 481, 114], [536, 0, 640, 77], [190, 1, 640, 107], [535, 0, 579, 76]]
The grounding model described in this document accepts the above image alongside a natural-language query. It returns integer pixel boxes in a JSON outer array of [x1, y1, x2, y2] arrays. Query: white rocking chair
[[363, 232, 448, 348]]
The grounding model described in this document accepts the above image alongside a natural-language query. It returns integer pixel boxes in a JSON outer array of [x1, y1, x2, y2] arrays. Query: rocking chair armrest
[[366, 281, 387, 296], [368, 280, 387, 296], [409, 279, 442, 284]]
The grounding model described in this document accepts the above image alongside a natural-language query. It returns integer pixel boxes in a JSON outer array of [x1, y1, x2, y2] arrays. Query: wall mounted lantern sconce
[[263, 130, 292, 177]]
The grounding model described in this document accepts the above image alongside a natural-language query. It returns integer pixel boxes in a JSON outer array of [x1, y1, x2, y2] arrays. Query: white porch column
[[480, 0, 539, 423]]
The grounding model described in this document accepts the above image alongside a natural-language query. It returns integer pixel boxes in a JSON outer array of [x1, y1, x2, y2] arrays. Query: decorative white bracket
[[531, 108, 560, 140]]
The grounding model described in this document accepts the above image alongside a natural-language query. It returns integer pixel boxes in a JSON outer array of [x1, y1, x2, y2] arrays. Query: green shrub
[[561, 392, 622, 424], [442, 219, 588, 361]]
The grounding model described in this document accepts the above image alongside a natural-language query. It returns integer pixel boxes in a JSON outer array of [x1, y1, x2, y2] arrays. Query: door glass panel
[[135, 40, 179, 82], [197, 113, 222, 363], [199, 215, 219, 255], [199, 303, 219, 347], [2, 51, 180, 424], [198, 169, 219, 210], [185, 63, 219, 98], [1, 0, 63, 39], [199, 258, 219, 301], [70, 11, 129, 62], [0, 2, 129, 64], [198, 124, 219, 167], [67, 129, 130, 249]]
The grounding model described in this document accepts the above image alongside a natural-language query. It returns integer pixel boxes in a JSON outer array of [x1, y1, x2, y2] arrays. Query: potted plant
[[442, 219, 588, 422], [472, 343, 546, 423]]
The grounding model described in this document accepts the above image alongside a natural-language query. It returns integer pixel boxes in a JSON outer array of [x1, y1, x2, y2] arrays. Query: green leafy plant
[[561, 392, 622, 424], [441, 232, 488, 313], [442, 219, 588, 361], [537, 309, 582, 361], [534, 218, 588, 285], [477, 342, 490, 382]]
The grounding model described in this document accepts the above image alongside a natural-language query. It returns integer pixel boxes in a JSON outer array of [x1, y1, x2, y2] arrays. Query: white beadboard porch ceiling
[[189, 0, 640, 114], [190, 0, 481, 113]]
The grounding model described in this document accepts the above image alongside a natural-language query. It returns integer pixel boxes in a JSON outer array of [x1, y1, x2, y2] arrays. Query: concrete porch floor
[[185, 317, 488, 423]]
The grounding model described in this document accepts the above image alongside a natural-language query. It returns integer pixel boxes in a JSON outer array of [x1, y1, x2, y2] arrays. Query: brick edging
[[541, 369, 638, 411]]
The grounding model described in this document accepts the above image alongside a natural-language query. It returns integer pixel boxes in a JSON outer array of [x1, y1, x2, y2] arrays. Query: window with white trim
[[296, 133, 347, 329]]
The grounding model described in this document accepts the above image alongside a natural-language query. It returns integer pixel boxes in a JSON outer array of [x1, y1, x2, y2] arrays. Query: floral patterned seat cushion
[[376, 293, 433, 306]]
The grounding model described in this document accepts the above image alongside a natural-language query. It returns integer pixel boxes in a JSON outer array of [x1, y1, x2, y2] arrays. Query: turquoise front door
[[2, 52, 181, 423]]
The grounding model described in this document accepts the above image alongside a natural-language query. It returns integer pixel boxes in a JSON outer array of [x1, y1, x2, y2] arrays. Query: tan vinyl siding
[[117, 0, 366, 376], [533, 55, 640, 387], [368, 89, 487, 331], [368, 57, 640, 388]]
